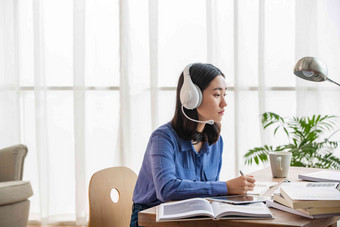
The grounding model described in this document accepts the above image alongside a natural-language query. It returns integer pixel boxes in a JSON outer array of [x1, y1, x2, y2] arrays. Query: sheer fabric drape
[[0, 0, 339, 224]]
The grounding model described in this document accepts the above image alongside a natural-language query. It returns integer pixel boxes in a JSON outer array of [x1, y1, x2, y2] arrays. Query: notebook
[[248, 181, 278, 195]]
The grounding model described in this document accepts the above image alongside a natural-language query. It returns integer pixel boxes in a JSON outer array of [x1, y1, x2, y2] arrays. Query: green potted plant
[[244, 112, 340, 169]]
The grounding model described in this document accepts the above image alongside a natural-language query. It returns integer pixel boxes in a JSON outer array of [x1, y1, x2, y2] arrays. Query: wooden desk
[[138, 167, 340, 227]]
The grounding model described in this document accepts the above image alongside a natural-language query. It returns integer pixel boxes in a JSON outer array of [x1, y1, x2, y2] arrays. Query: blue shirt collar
[[166, 122, 210, 154], [179, 138, 191, 152], [179, 137, 210, 154]]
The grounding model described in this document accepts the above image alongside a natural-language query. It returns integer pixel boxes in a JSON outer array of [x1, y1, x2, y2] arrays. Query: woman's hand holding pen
[[226, 173, 256, 195]]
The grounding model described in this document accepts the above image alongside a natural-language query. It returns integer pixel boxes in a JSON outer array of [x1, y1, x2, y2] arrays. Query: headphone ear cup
[[180, 76, 202, 109], [180, 64, 202, 109], [194, 85, 202, 108]]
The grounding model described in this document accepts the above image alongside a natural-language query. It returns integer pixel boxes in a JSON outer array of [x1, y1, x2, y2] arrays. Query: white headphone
[[180, 64, 202, 110], [179, 64, 214, 125]]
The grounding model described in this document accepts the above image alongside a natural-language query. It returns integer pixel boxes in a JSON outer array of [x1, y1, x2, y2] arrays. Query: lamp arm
[[327, 77, 340, 87]]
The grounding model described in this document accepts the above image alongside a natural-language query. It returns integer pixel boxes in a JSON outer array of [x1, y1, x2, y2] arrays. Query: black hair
[[171, 63, 225, 145]]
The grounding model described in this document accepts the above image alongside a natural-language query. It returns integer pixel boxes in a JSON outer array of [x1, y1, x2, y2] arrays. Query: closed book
[[279, 182, 340, 209], [266, 200, 340, 219], [298, 170, 340, 182], [273, 193, 340, 215]]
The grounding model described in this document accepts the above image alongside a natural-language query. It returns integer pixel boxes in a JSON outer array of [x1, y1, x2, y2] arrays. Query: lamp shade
[[294, 57, 328, 82], [294, 56, 340, 86]]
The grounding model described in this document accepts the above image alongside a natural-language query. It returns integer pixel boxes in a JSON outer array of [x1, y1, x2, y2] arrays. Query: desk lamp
[[294, 56, 340, 87]]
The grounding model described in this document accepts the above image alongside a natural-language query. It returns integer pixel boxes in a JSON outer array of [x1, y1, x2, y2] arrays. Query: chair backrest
[[88, 166, 137, 227], [0, 144, 28, 182]]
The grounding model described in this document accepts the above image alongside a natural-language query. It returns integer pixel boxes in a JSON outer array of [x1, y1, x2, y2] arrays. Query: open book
[[156, 198, 274, 222]]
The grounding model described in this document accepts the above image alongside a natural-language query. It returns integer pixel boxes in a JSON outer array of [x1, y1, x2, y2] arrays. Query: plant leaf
[[245, 112, 340, 169]]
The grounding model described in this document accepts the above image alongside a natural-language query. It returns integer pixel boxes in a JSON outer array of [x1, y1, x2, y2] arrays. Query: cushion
[[0, 181, 33, 206]]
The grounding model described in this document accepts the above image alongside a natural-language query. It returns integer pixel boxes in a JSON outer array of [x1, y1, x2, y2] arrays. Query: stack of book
[[267, 182, 340, 219]]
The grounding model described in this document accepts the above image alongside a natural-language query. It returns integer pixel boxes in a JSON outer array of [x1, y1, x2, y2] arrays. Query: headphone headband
[[183, 64, 193, 77]]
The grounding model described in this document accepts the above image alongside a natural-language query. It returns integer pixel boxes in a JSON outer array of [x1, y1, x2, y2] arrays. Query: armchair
[[0, 144, 33, 227]]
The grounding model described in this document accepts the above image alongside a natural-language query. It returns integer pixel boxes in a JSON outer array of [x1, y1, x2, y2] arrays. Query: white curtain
[[1, 0, 339, 225]]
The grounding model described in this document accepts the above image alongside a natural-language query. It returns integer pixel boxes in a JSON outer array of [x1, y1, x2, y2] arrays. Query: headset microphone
[[181, 105, 214, 125]]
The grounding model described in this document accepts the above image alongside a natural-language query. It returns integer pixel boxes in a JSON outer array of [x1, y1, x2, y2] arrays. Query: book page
[[248, 182, 278, 195], [211, 202, 273, 219], [157, 198, 214, 221]]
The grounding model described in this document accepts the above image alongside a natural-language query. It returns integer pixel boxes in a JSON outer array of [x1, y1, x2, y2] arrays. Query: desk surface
[[138, 167, 340, 227]]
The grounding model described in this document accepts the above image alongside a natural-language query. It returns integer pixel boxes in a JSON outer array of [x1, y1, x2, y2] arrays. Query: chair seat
[[0, 181, 33, 206]]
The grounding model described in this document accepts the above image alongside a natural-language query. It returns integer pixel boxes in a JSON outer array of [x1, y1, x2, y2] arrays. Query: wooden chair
[[88, 166, 137, 227]]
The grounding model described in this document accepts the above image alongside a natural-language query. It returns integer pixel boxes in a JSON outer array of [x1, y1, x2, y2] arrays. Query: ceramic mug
[[269, 152, 292, 178]]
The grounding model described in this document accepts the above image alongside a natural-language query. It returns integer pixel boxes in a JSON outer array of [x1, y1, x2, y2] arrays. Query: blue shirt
[[132, 122, 228, 207]]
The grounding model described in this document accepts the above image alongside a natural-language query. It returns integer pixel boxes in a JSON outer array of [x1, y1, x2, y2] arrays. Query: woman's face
[[196, 75, 227, 123]]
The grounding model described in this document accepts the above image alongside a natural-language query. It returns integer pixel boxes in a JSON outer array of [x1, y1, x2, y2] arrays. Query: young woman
[[130, 63, 255, 227]]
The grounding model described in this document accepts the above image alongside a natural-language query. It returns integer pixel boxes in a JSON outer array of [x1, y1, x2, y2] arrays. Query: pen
[[239, 170, 247, 194]]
